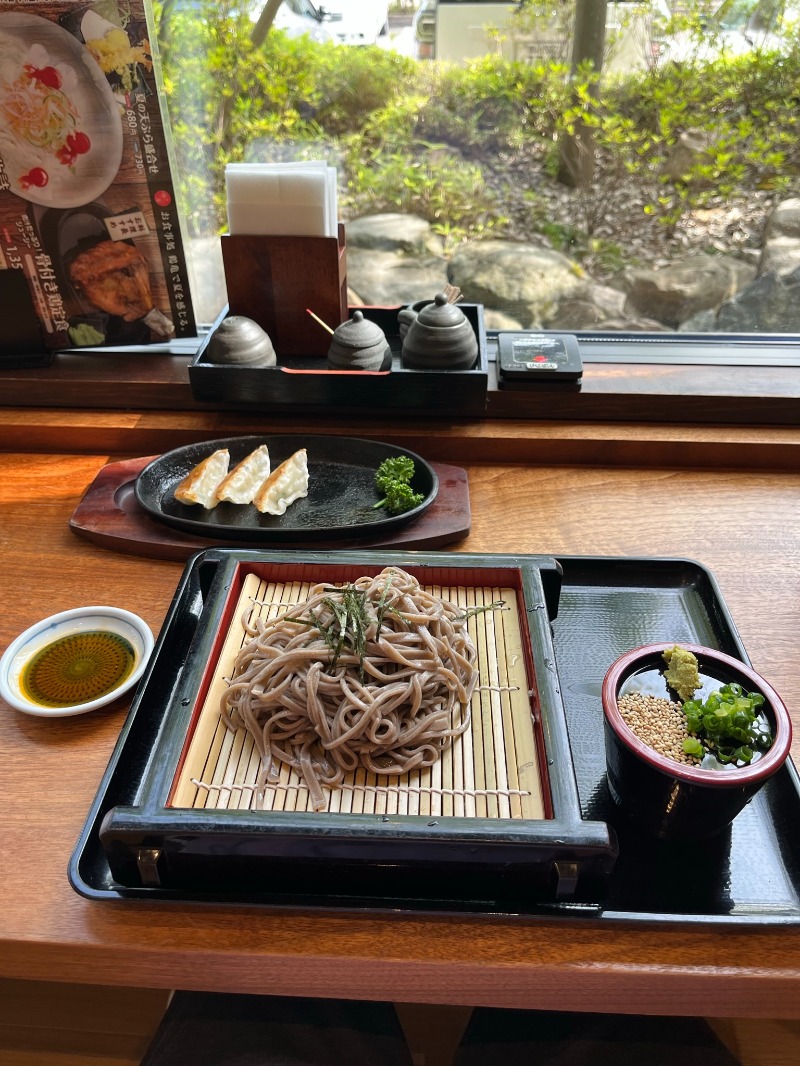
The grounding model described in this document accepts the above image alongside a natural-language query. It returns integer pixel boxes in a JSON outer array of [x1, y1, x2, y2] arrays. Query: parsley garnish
[[373, 456, 424, 515]]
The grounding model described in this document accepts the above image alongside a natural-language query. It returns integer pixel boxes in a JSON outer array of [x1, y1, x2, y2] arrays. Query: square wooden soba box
[[95, 549, 618, 908]]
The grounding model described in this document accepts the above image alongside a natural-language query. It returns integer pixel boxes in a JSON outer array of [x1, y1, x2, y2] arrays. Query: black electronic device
[[497, 332, 583, 383]]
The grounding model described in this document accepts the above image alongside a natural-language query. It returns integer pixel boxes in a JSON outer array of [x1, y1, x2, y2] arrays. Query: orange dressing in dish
[[20, 631, 135, 707]]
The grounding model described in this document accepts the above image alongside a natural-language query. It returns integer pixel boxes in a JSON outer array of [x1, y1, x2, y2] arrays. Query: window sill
[[4, 383, 800, 471], [0, 348, 798, 426]]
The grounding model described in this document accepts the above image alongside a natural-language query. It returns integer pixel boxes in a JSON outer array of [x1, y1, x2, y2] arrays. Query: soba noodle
[[220, 567, 478, 810]]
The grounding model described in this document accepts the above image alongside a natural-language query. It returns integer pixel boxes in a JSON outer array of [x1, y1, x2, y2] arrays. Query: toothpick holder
[[220, 225, 348, 358]]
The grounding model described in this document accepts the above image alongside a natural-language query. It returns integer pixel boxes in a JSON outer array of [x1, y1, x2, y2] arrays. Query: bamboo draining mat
[[170, 572, 546, 820]]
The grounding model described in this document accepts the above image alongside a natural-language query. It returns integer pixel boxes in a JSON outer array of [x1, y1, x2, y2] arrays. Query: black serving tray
[[188, 305, 489, 415], [78, 549, 618, 907], [69, 554, 800, 925]]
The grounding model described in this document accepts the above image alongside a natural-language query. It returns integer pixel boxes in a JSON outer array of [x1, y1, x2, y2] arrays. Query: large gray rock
[[763, 198, 800, 240], [678, 265, 800, 332], [447, 241, 585, 329], [346, 213, 445, 257], [346, 247, 448, 306], [622, 254, 756, 329], [339, 211, 792, 333], [715, 265, 800, 332], [759, 237, 800, 277], [548, 282, 626, 329], [759, 198, 800, 277], [483, 309, 526, 331], [677, 308, 717, 332]]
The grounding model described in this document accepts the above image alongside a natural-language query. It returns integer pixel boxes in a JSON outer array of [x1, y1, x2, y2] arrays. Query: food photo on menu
[[0, 0, 196, 350]]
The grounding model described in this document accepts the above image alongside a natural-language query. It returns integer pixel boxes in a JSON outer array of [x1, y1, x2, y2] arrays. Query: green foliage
[[303, 44, 417, 136], [341, 137, 507, 250], [600, 47, 800, 232], [156, 1, 328, 233], [156, 0, 800, 255], [532, 210, 627, 274], [417, 56, 573, 150]]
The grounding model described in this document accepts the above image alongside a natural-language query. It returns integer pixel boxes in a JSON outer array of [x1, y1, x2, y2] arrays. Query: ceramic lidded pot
[[601, 642, 792, 841], [204, 316, 276, 367], [327, 310, 392, 371], [400, 293, 478, 370], [397, 298, 433, 339]]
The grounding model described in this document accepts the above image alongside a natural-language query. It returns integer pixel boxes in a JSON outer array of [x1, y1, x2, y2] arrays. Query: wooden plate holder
[[220, 225, 348, 357], [68, 455, 472, 560]]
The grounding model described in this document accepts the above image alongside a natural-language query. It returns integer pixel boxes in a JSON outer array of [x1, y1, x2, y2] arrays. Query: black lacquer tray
[[69, 553, 800, 925], [188, 305, 489, 415]]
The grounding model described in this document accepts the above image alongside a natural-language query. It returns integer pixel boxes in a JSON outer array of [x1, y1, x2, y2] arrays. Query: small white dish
[[0, 606, 154, 717]]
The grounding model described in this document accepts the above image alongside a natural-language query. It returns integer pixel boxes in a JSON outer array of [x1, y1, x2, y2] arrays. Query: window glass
[[156, 1, 800, 344]]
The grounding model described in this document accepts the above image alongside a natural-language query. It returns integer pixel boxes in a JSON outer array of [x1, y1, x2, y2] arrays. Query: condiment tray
[[70, 552, 800, 925], [188, 305, 489, 415]]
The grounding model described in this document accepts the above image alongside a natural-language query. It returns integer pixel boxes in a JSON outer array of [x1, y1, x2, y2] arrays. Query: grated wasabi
[[662, 645, 701, 701]]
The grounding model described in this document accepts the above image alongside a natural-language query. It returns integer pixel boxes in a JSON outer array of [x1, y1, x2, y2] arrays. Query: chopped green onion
[[681, 683, 772, 767]]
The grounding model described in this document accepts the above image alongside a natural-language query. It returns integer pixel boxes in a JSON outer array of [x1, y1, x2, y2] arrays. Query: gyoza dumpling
[[253, 448, 308, 515], [174, 448, 229, 509], [215, 444, 271, 505]]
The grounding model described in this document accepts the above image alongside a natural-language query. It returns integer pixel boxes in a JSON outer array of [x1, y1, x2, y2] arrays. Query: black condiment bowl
[[601, 643, 792, 841]]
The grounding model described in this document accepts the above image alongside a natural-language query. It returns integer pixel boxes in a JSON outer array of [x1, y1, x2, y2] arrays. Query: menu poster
[[0, 0, 196, 351]]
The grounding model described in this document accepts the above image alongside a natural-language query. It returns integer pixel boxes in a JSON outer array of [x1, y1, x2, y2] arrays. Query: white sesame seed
[[617, 692, 700, 767]]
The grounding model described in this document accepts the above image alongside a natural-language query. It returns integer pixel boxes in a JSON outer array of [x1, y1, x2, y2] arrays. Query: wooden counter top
[[2, 409, 800, 1018]]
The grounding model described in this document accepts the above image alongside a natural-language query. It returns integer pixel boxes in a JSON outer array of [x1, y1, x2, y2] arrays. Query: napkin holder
[[220, 224, 348, 358]]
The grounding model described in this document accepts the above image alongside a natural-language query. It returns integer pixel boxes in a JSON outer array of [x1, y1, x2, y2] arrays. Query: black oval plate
[[134, 435, 438, 542]]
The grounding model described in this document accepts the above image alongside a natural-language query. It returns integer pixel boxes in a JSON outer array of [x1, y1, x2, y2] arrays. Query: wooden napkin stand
[[220, 225, 348, 357]]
